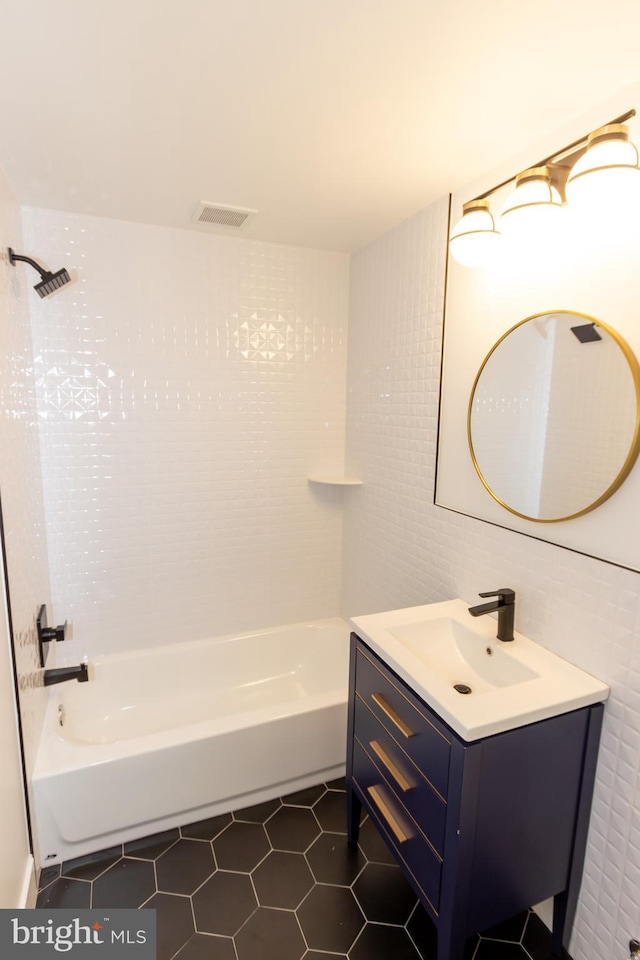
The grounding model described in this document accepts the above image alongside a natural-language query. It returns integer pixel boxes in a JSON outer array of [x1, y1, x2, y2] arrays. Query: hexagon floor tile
[[37, 779, 571, 960], [192, 871, 257, 936], [155, 838, 216, 895], [212, 820, 270, 872], [252, 850, 314, 908]]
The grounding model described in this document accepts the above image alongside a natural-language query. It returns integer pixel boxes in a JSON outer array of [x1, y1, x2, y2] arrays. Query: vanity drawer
[[354, 640, 451, 799], [352, 738, 442, 913], [354, 694, 447, 855]]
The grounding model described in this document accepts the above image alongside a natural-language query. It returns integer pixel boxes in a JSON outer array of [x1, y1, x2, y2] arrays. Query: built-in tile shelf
[[308, 476, 363, 486]]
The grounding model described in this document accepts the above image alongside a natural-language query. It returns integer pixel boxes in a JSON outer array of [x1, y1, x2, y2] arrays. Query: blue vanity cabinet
[[346, 634, 604, 960]]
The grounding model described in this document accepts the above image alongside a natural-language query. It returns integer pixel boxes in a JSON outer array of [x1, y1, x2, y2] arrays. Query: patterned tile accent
[[22, 208, 350, 661], [342, 197, 640, 960], [36, 780, 563, 960]]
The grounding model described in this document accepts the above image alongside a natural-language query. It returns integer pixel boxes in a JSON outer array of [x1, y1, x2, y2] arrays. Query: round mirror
[[468, 311, 640, 522]]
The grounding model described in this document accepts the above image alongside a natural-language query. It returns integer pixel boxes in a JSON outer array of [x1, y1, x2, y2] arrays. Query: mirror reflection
[[468, 312, 640, 522]]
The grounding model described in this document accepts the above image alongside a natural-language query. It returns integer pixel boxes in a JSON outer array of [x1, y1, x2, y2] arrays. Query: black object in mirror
[[571, 322, 602, 344]]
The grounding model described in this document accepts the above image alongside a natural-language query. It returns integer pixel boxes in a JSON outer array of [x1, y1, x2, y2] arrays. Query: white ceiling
[[1, 0, 640, 252]]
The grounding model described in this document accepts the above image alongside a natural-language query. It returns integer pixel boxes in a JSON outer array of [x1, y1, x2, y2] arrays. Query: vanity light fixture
[[499, 166, 563, 238], [565, 123, 640, 213], [448, 109, 638, 268], [448, 199, 501, 268]]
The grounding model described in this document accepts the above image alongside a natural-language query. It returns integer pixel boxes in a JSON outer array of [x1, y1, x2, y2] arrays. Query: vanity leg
[[551, 891, 568, 958], [437, 922, 468, 960], [346, 785, 362, 846], [551, 704, 604, 958]]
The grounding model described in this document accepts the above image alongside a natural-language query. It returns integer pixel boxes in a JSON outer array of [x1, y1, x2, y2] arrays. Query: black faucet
[[44, 663, 89, 686], [468, 589, 516, 642]]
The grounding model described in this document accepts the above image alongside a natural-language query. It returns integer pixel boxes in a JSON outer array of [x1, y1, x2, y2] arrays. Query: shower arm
[[8, 248, 49, 279]]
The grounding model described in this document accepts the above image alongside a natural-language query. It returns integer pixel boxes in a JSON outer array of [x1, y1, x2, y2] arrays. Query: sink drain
[[454, 683, 472, 695]]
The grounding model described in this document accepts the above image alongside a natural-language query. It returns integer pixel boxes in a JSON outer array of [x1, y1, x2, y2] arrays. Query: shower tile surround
[[36, 780, 562, 960], [22, 208, 349, 660], [342, 197, 640, 960]]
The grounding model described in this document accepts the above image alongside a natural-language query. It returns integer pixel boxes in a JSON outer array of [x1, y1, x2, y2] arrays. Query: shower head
[[33, 267, 71, 298], [8, 248, 71, 298]]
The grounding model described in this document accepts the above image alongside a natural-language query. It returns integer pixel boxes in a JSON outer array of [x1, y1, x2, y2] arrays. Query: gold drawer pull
[[369, 740, 414, 793], [367, 785, 411, 844], [371, 692, 415, 739]]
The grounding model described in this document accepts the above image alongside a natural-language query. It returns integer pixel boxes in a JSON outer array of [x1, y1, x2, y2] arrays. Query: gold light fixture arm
[[470, 109, 636, 205]]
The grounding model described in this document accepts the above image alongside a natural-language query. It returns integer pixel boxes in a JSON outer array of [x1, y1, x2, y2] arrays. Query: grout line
[[295, 882, 316, 912], [188, 890, 198, 941], [485, 935, 527, 945], [404, 924, 428, 960], [347, 921, 367, 957], [137, 890, 156, 909], [151, 859, 158, 899], [468, 936, 481, 959], [175, 866, 216, 900], [85, 853, 125, 883], [247, 865, 259, 907], [230, 902, 259, 941], [245, 904, 299, 914], [520, 909, 534, 945], [294, 903, 310, 953]]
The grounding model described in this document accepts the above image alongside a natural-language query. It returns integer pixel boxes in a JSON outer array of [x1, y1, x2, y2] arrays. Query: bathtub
[[33, 617, 349, 865]]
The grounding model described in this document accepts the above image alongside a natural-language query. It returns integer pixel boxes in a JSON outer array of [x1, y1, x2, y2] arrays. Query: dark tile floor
[[37, 778, 567, 960]]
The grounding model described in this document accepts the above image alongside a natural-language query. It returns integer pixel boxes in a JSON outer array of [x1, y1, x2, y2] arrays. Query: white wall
[[23, 208, 349, 661], [342, 196, 640, 960], [0, 574, 31, 905], [0, 167, 51, 901]]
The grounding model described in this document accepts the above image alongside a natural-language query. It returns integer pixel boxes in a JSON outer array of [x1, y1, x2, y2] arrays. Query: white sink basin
[[388, 617, 539, 692], [351, 599, 609, 740]]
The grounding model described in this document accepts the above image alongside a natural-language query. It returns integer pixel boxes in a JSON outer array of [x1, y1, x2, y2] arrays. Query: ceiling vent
[[192, 201, 257, 229]]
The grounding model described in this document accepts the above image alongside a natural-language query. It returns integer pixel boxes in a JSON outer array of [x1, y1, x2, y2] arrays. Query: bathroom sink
[[350, 599, 609, 740], [388, 617, 539, 692]]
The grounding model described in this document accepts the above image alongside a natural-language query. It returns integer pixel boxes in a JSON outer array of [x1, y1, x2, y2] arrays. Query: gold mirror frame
[[467, 310, 640, 523]]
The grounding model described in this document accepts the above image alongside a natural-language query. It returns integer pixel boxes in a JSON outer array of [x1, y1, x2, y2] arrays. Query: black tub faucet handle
[[37, 603, 68, 667]]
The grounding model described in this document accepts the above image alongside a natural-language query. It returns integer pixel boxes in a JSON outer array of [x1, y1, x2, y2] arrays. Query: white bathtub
[[33, 617, 349, 865]]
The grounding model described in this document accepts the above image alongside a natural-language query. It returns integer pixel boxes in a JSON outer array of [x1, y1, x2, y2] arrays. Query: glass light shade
[[499, 167, 563, 240], [566, 124, 640, 215], [449, 200, 501, 268]]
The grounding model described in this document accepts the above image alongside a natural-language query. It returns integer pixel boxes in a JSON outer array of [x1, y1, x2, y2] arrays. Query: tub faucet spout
[[44, 663, 89, 686], [468, 588, 515, 642]]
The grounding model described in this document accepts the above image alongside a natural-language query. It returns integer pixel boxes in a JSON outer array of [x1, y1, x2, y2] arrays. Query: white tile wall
[[342, 197, 640, 960], [23, 209, 349, 661], [0, 173, 51, 796]]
